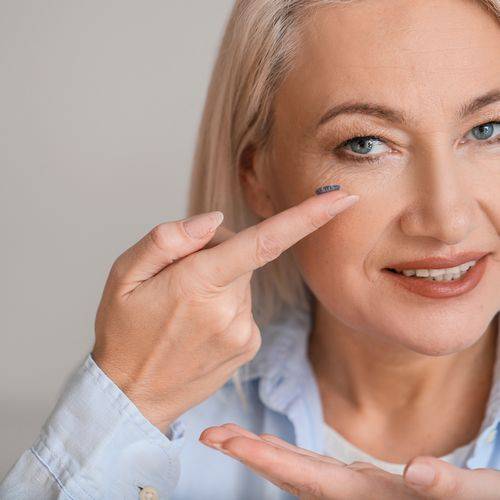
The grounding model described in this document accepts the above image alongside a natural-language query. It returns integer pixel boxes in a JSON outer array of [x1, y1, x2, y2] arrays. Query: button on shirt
[[139, 486, 159, 500], [1, 307, 499, 499]]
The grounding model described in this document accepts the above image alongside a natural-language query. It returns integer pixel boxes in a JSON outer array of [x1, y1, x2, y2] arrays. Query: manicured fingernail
[[201, 439, 238, 459], [405, 463, 435, 486], [201, 439, 224, 450], [315, 184, 341, 195], [327, 194, 360, 216], [183, 211, 224, 238]]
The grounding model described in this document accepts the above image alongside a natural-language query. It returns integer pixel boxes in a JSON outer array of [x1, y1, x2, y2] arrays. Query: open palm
[[199, 423, 500, 499]]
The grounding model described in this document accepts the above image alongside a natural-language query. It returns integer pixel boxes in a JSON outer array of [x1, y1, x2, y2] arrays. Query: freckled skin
[[241, 0, 500, 462]]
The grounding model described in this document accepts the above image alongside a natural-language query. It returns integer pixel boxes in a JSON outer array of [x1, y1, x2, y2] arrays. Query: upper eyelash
[[334, 120, 500, 164]]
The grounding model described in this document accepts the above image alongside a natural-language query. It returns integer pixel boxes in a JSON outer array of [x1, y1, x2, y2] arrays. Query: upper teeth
[[395, 260, 477, 278]]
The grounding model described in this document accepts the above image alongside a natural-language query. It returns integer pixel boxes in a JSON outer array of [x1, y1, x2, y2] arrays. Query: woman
[[1, 0, 500, 498]]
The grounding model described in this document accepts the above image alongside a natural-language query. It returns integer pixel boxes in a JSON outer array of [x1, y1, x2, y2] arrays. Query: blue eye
[[345, 137, 383, 155], [467, 121, 500, 141], [337, 136, 390, 163]]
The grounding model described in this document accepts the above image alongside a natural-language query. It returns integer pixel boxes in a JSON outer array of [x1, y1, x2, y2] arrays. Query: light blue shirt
[[2, 307, 500, 499]]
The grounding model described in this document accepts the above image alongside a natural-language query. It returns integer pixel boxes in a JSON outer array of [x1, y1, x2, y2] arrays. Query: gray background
[[0, 0, 233, 478]]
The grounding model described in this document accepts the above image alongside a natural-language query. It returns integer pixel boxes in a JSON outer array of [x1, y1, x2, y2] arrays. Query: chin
[[359, 265, 500, 356], [375, 309, 496, 357]]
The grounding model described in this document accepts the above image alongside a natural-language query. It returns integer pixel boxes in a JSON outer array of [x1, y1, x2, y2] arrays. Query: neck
[[308, 303, 499, 460]]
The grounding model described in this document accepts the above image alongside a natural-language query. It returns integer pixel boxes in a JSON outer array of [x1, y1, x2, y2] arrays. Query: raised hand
[[91, 189, 360, 433]]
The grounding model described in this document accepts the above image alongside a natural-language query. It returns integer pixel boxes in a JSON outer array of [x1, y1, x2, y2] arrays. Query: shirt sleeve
[[0, 354, 187, 500]]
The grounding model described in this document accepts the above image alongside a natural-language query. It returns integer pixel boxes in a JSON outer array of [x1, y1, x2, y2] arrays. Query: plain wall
[[0, 0, 234, 478]]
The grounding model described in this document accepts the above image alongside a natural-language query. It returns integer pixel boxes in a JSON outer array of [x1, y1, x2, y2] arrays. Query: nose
[[399, 147, 479, 245]]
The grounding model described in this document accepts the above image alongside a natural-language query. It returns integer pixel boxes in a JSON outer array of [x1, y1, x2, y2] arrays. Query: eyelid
[[335, 117, 500, 148], [462, 109, 500, 129], [327, 122, 396, 142], [320, 121, 409, 158], [339, 131, 393, 151], [328, 116, 500, 164], [323, 111, 500, 142]]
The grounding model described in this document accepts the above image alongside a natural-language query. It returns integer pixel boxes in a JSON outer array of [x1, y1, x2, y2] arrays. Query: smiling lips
[[382, 252, 490, 299], [386, 251, 490, 271]]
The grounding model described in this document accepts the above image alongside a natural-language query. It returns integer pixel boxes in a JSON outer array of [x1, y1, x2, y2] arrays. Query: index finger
[[218, 434, 364, 498], [196, 190, 360, 288]]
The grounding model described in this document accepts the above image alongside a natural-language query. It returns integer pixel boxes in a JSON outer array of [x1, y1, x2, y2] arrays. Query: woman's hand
[[199, 423, 500, 499], [91, 189, 359, 433]]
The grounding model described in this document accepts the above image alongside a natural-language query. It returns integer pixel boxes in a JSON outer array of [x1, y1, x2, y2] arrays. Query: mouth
[[381, 252, 491, 299], [385, 259, 479, 282]]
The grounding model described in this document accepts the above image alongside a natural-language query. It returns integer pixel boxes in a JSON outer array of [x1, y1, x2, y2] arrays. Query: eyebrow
[[315, 88, 500, 130]]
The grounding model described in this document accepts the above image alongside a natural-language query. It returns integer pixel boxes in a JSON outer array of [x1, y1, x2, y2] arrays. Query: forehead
[[275, 0, 500, 133]]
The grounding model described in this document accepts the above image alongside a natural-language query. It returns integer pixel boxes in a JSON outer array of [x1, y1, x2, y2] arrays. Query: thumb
[[109, 211, 224, 292], [403, 456, 500, 499]]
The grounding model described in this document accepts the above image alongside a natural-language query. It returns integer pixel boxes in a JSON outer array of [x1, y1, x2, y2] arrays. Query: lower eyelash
[[339, 153, 383, 164]]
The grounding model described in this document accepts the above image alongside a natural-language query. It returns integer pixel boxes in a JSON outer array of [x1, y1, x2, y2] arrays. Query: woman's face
[[257, 0, 500, 355]]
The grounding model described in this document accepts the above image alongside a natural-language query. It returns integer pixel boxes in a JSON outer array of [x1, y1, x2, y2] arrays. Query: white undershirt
[[323, 422, 477, 475]]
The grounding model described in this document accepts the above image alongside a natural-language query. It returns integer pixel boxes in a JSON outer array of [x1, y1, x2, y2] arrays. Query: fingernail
[[405, 463, 435, 486], [327, 194, 360, 216], [315, 184, 341, 195], [201, 439, 236, 458], [201, 439, 225, 450], [183, 211, 224, 239]]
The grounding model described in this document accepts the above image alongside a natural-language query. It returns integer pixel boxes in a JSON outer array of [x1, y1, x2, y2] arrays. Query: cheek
[[290, 203, 379, 301]]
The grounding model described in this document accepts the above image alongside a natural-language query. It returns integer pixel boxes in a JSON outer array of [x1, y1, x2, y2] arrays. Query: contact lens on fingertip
[[315, 184, 342, 195]]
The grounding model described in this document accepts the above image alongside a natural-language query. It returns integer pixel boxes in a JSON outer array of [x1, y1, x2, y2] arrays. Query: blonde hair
[[186, 0, 500, 402]]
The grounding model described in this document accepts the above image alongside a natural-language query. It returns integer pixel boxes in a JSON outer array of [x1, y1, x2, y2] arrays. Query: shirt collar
[[237, 302, 313, 385]]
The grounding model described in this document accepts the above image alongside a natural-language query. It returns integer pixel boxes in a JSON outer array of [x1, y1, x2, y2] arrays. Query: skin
[[201, 0, 500, 495], [236, 0, 500, 464], [92, 185, 357, 432], [199, 422, 500, 498], [90, 0, 500, 496]]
